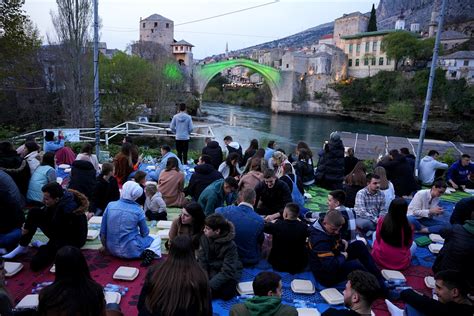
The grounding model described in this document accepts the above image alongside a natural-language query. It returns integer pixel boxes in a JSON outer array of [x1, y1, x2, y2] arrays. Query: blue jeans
[[407, 216, 449, 234], [406, 304, 427, 316], [0, 228, 22, 250]]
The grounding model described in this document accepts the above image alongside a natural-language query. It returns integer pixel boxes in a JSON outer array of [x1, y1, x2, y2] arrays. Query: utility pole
[[93, 0, 101, 159], [414, 0, 446, 176]]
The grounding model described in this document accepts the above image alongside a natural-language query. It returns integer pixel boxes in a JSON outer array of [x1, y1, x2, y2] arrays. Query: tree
[[382, 31, 420, 70], [367, 4, 377, 32], [50, 0, 93, 127]]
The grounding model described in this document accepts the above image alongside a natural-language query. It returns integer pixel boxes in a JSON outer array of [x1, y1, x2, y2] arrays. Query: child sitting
[[144, 183, 167, 221]]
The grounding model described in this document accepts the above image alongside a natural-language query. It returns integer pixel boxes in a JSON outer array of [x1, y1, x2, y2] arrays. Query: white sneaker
[[2, 245, 28, 259]]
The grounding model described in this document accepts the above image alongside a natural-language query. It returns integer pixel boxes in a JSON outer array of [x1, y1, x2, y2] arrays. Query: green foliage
[[206, 74, 229, 91], [382, 32, 435, 69], [385, 101, 415, 125], [367, 4, 377, 32], [443, 78, 474, 114], [203, 80, 271, 107], [438, 148, 457, 166]]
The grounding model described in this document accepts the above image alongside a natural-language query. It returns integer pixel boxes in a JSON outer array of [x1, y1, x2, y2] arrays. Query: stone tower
[[139, 14, 174, 52], [428, 0, 440, 37]]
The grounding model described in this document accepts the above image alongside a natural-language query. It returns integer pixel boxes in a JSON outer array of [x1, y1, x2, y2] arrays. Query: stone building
[[139, 14, 174, 52], [318, 34, 334, 45], [341, 30, 396, 78], [439, 51, 474, 84], [257, 49, 284, 69], [333, 12, 369, 49], [171, 40, 194, 66], [440, 31, 470, 51]]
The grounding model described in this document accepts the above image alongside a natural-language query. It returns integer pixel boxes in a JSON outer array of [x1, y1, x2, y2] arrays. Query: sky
[[24, 0, 378, 59]]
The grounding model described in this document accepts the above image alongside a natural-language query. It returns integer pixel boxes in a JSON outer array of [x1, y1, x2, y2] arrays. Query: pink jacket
[[372, 216, 413, 270]]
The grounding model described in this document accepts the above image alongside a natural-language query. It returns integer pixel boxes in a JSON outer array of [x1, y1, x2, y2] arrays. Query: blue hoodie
[[447, 160, 474, 185], [170, 112, 193, 140]]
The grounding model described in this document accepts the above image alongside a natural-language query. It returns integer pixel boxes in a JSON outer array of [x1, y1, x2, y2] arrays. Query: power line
[[175, 0, 280, 26]]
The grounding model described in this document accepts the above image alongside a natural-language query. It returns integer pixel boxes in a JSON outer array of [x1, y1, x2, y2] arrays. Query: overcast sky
[[24, 0, 378, 59]]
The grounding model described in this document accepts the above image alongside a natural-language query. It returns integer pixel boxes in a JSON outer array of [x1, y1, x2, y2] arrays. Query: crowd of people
[[1, 107, 474, 315]]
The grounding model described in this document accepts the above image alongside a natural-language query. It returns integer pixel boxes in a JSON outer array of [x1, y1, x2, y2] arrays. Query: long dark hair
[[165, 157, 180, 172], [380, 198, 412, 248], [345, 161, 366, 186], [41, 152, 55, 168], [38, 246, 104, 316], [297, 141, 313, 158], [225, 152, 240, 177], [245, 139, 259, 155], [144, 235, 211, 315], [182, 202, 205, 237]]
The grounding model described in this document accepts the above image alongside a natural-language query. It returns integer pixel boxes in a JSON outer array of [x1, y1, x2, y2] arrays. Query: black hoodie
[[202, 141, 223, 170], [185, 163, 223, 201], [69, 160, 97, 203]]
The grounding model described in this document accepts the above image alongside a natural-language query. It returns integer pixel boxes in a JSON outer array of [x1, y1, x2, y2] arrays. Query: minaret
[[225, 42, 229, 57], [428, 0, 440, 37]]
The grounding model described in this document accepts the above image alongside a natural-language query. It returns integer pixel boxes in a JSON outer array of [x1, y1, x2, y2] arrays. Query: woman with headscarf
[[100, 181, 162, 266]]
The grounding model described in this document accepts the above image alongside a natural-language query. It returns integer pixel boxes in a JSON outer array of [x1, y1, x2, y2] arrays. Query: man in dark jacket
[[202, 137, 223, 170], [197, 213, 242, 300], [446, 154, 474, 189], [433, 207, 474, 285], [185, 155, 223, 201], [450, 196, 474, 225], [378, 149, 418, 196], [0, 141, 31, 196], [308, 210, 384, 288], [3, 183, 88, 271], [315, 132, 345, 190], [69, 159, 97, 202], [254, 169, 292, 220], [0, 172, 24, 253]]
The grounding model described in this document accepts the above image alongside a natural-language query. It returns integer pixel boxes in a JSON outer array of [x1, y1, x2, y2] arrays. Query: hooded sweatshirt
[[230, 296, 298, 316], [419, 156, 448, 185], [202, 141, 223, 170], [170, 111, 193, 140], [185, 163, 223, 201]]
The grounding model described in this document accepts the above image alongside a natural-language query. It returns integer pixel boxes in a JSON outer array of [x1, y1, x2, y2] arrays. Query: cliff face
[[377, 0, 474, 32]]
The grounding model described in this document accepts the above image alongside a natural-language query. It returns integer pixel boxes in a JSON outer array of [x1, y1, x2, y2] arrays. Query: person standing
[[170, 103, 193, 164]]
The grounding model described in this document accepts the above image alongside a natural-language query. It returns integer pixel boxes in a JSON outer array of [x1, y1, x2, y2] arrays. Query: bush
[[438, 148, 458, 166], [385, 101, 415, 125]]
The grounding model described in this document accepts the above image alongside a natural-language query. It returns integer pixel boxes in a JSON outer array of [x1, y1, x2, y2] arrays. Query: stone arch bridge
[[193, 58, 296, 113]]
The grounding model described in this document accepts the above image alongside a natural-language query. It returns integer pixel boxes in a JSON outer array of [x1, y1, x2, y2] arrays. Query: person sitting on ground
[[197, 213, 243, 301], [218, 152, 242, 179], [343, 161, 367, 208], [446, 154, 474, 190], [230, 271, 298, 316], [315, 132, 345, 190], [38, 246, 112, 316], [198, 177, 239, 216], [55, 144, 76, 166], [419, 150, 449, 186], [0, 258, 14, 316], [138, 235, 212, 316], [150, 144, 183, 181], [344, 147, 359, 177], [400, 147, 416, 173], [400, 270, 474, 316], [202, 137, 223, 170], [76, 143, 100, 173], [100, 181, 162, 266], [44, 130, 64, 153], [185, 157, 222, 204], [307, 190, 358, 243], [254, 169, 292, 221], [372, 198, 415, 270], [407, 180, 447, 234], [216, 188, 264, 266], [27, 152, 56, 205], [92, 162, 120, 215], [16, 135, 37, 158], [239, 157, 264, 191], [450, 196, 474, 225], [373, 166, 395, 212], [242, 139, 258, 167], [308, 210, 384, 288], [288, 141, 311, 163], [0, 176, 24, 255], [264, 140, 276, 162], [0, 141, 31, 196], [293, 147, 315, 187], [223, 135, 243, 163], [270, 151, 293, 178], [378, 149, 418, 197], [68, 159, 96, 211], [264, 203, 309, 274], [3, 183, 88, 271], [244, 148, 268, 174], [169, 202, 205, 250], [144, 183, 167, 221], [432, 207, 474, 283], [158, 157, 187, 207], [280, 162, 304, 196], [354, 174, 386, 235], [322, 270, 381, 316], [134, 170, 147, 206], [24, 141, 41, 174], [113, 142, 134, 187]]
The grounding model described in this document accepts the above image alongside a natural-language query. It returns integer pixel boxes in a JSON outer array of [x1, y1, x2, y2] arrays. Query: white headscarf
[[121, 181, 143, 201]]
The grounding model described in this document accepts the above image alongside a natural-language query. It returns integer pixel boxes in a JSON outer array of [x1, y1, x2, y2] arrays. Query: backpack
[[285, 174, 305, 209]]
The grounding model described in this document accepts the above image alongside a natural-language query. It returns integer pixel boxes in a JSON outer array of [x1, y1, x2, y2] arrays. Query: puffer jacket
[[68, 160, 96, 203], [315, 133, 344, 186], [197, 221, 243, 291], [0, 151, 31, 195], [202, 141, 223, 170], [185, 163, 223, 201]]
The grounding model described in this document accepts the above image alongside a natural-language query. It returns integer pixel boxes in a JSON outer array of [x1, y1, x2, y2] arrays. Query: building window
[[464, 60, 469, 66], [142, 23, 146, 28], [355, 59, 359, 66], [387, 58, 391, 65], [348, 59, 352, 67], [365, 42, 370, 52], [364, 58, 369, 66], [356, 44, 360, 53], [174, 46, 178, 51], [379, 57, 384, 65], [454, 61, 457, 67], [180, 46, 183, 51], [151, 29, 154, 33], [166, 23, 169, 28], [372, 41, 377, 52], [154, 22, 158, 27], [451, 71, 457, 78], [371, 58, 376, 66], [286, 64, 289, 68], [349, 44, 353, 54]]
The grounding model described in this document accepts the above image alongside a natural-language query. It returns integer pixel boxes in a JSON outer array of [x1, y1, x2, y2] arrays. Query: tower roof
[[171, 40, 194, 47], [142, 14, 173, 22]]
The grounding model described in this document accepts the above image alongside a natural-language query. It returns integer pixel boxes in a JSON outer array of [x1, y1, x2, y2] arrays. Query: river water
[[200, 101, 417, 153]]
